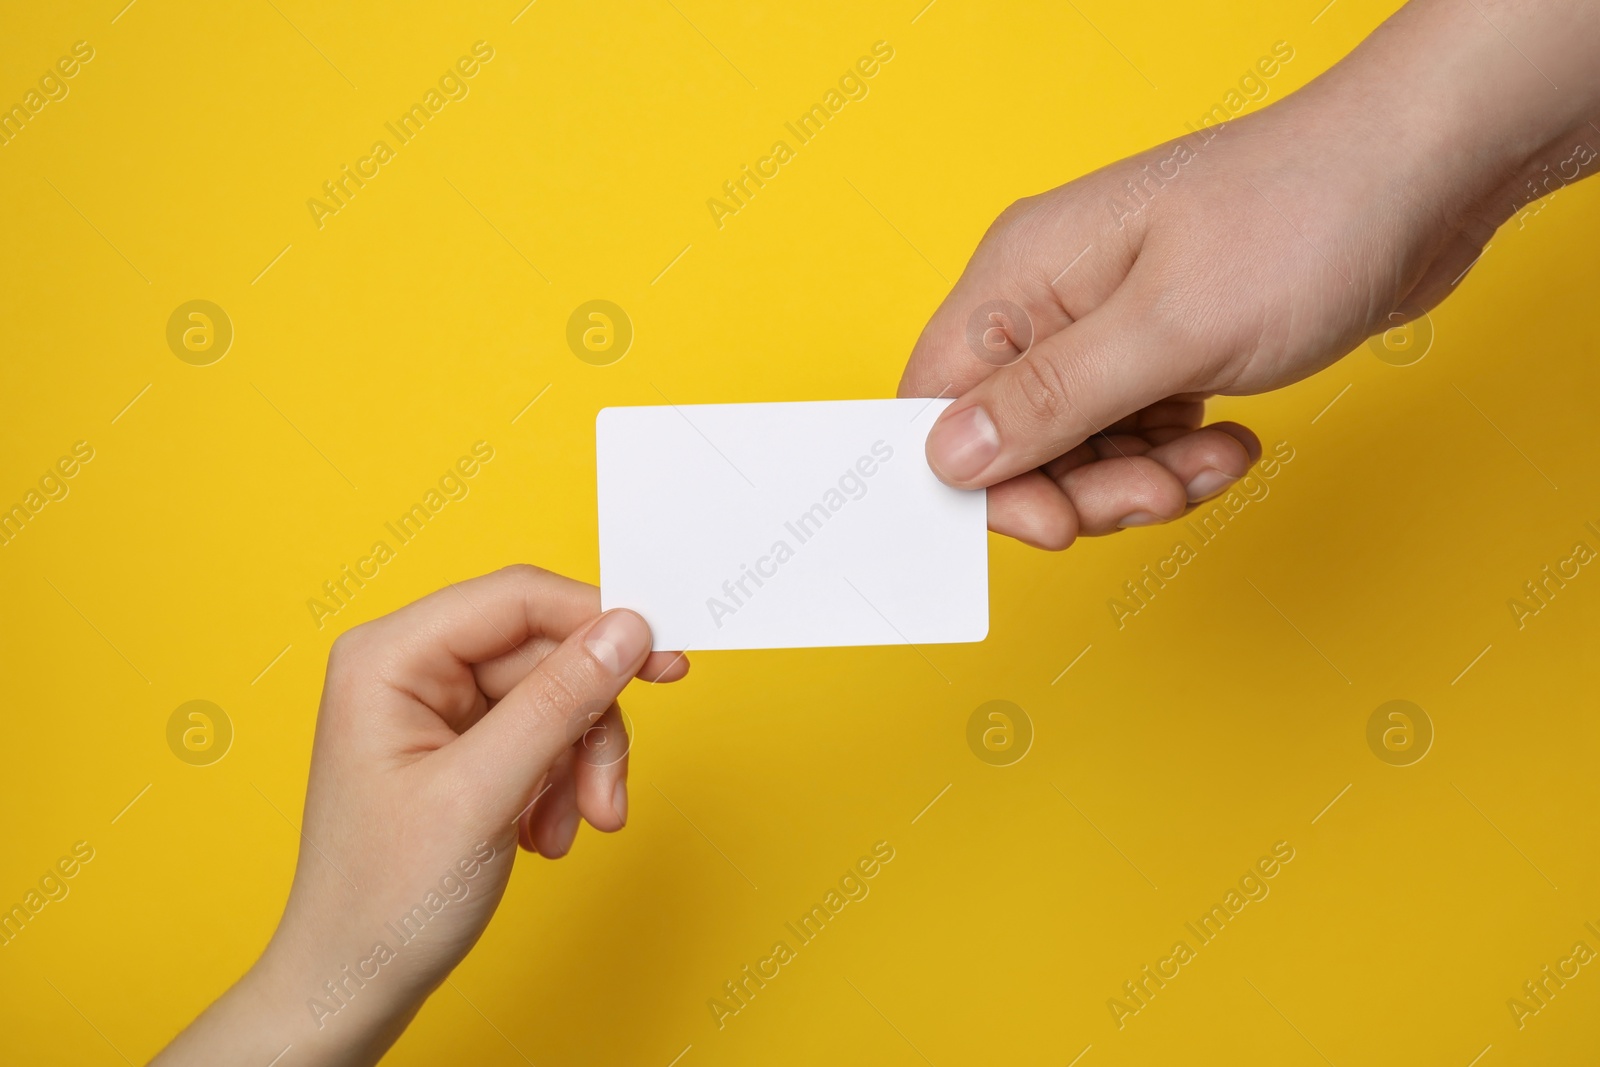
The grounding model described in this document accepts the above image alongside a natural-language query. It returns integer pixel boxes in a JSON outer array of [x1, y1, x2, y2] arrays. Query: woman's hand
[[900, 0, 1600, 549], [152, 565, 688, 1067]]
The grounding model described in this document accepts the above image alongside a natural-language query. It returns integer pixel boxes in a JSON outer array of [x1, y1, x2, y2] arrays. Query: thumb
[[447, 609, 653, 822], [922, 289, 1185, 488]]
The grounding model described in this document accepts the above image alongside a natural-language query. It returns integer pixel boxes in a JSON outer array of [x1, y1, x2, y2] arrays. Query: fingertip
[[544, 808, 580, 859], [574, 766, 628, 835], [987, 472, 1079, 551], [518, 808, 539, 854], [1209, 421, 1262, 464], [639, 650, 690, 683], [1058, 455, 1188, 536], [925, 404, 1001, 487], [1005, 518, 1077, 552], [584, 608, 653, 677], [579, 802, 626, 836], [1139, 425, 1258, 505], [611, 779, 628, 829], [531, 764, 581, 859], [1183, 469, 1236, 504]]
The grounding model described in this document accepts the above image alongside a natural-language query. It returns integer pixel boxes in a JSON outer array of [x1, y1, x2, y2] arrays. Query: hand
[[899, 0, 1600, 549], [153, 565, 689, 1067]]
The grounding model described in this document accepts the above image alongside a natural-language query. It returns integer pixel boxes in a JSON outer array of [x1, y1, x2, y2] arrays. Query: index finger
[[358, 564, 687, 695], [896, 189, 1136, 402], [897, 256, 1069, 402]]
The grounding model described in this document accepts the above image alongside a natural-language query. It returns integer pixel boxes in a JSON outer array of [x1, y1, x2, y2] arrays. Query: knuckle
[[1124, 457, 1188, 516], [527, 663, 586, 729], [497, 562, 548, 584], [1007, 353, 1073, 431], [1033, 512, 1077, 552], [983, 196, 1049, 265], [990, 196, 1034, 233], [328, 623, 373, 671]]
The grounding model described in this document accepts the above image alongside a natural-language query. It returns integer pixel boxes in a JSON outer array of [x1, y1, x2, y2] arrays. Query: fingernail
[[549, 808, 580, 859], [927, 405, 1000, 482], [1118, 511, 1162, 528], [585, 611, 650, 675], [612, 780, 628, 826], [1185, 468, 1234, 502]]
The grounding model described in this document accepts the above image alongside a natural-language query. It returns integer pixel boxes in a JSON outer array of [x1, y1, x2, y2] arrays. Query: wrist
[[247, 930, 423, 1066], [151, 937, 417, 1067], [1310, 0, 1600, 214]]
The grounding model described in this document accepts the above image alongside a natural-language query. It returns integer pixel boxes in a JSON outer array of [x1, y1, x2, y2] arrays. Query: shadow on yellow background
[[2, 1, 1597, 1063]]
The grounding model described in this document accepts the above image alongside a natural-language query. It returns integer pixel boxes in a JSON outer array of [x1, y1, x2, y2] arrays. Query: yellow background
[[3, 1, 1598, 1063]]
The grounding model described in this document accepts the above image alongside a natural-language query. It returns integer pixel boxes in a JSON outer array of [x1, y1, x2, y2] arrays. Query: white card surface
[[597, 399, 988, 651]]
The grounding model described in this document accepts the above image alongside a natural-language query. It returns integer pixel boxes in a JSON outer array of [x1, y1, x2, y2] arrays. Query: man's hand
[[900, 0, 1600, 549]]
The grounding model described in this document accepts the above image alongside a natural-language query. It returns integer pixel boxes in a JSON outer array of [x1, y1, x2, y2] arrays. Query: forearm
[[149, 944, 419, 1067], [1313, 0, 1600, 211]]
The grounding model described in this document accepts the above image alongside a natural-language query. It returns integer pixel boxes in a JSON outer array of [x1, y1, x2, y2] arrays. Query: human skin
[[148, 3, 1600, 1061], [150, 566, 688, 1067], [900, 0, 1600, 549]]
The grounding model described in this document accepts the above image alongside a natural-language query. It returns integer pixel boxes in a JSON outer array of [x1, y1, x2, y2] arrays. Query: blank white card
[[596, 399, 988, 651]]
